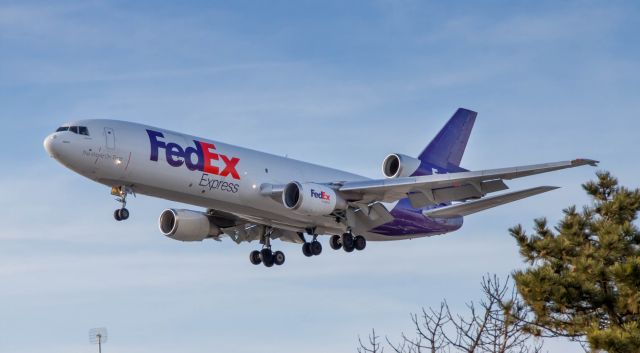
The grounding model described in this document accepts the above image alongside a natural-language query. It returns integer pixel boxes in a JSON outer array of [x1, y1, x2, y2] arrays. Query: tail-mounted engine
[[282, 182, 347, 216], [382, 153, 422, 178], [159, 209, 222, 242]]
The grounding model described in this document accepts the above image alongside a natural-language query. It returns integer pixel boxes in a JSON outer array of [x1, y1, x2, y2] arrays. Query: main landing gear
[[330, 232, 366, 253], [247, 229, 366, 267], [302, 234, 323, 258], [250, 248, 285, 267], [112, 186, 132, 221], [250, 228, 285, 267]]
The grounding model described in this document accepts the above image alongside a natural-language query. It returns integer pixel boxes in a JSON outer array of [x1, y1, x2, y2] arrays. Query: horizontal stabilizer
[[422, 186, 559, 218]]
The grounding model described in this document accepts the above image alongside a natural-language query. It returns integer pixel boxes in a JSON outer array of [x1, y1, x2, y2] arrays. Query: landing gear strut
[[112, 186, 133, 221], [250, 227, 285, 267], [330, 232, 366, 252]]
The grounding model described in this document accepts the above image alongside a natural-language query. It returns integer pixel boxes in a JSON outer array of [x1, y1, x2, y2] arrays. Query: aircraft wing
[[338, 159, 597, 208]]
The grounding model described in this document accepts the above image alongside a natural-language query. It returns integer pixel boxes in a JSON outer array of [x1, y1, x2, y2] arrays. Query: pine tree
[[510, 171, 640, 352]]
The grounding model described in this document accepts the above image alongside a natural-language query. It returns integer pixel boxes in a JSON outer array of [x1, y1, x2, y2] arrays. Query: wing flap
[[422, 186, 559, 218], [407, 179, 509, 208], [346, 202, 395, 233]]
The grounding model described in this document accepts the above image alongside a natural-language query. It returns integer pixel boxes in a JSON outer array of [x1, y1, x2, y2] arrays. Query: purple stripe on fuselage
[[370, 199, 462, 237]]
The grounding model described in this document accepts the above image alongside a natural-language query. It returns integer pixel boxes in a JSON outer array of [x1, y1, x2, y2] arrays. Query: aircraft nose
[[43, 133, 59, 157]]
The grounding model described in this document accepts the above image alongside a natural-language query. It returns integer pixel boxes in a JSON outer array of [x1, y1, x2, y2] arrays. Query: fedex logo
[[147, 129, 241, 180], [310, 189, 331, 201]]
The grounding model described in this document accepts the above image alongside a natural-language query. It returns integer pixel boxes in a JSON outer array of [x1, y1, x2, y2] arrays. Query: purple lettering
[[166, 142, 185, 167], [184, 140, 204, 171], [147, 129, 165, 161]]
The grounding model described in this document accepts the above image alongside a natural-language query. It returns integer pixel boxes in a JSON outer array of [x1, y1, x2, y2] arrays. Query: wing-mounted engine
[[159, 209, 222, 242], [282, 182, 347, 216], [382, 153, 422, 178]]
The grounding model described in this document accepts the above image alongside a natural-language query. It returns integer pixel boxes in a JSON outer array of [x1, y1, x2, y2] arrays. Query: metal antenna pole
[[89, 327, 108, 353]]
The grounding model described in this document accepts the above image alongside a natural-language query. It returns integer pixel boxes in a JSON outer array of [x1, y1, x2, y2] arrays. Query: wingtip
[[572, 158, 600, 167]]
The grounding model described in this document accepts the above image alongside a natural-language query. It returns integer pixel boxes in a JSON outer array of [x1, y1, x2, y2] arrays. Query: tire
[[264, 257, 274, 267], [273, 251, 285, 266], [344, 242, 355, 253], [119, 208, 130, 220], [260, 248, 273, 263], [302, 243, 313, 257], [311, 241, 322, 256], [354, 235, 367, 251], [342, 233, 354, 248], [330, 235, 342, 250], [114, 209, 122, 221], [250, 250, 262, 265]]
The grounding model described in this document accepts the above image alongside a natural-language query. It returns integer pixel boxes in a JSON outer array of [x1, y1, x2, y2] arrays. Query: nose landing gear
[[112, 186, 133, 221]]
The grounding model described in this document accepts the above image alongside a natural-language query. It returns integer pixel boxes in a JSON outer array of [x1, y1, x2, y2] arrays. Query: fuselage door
[[104, 127, 115, 150]]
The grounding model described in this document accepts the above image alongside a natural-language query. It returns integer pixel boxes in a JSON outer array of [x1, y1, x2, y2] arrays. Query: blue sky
[[1, 1, 638, 352]]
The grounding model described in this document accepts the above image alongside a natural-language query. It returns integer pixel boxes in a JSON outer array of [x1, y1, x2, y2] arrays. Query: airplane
[[43, 108, 597, 267]]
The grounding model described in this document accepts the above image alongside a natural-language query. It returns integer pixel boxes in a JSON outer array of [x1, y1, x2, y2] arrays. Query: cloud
[[0, 2, 288, 87], [421, 4, 623, 46]]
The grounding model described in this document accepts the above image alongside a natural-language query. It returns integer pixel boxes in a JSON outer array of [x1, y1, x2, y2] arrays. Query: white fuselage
[[44, 119, 381, 237]]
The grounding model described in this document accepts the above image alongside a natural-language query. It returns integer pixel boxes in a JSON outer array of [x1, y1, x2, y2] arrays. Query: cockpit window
[[55, 126, 90, 136]]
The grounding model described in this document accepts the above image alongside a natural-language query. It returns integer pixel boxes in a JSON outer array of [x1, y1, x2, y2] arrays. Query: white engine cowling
[[382, 153, 422, 178], [282, 182, 347, 216], [158, 209, 222, 242]]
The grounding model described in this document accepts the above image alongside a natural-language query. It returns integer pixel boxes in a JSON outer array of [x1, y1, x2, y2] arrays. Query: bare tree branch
[[358, 329, 384, 353], [364, 275, 549, 353]]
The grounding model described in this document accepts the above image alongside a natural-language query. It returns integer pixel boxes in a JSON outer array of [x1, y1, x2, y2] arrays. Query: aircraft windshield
[[56, 126, 90, 136]]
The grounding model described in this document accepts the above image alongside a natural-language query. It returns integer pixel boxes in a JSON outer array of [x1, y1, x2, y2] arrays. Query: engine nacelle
[[382, 153, 422, 178], [282, 182, 347, 216], [158, 209, 222, 242]]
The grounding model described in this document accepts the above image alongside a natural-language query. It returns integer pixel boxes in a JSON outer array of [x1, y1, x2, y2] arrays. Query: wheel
[[342, 233, 354, 248], [119, 208, 130, 220], [344, 242, 355, 252], [354, 235, 367, 251], [250, 250, 262, 265], [260, 248, 273, 263], [273, 251, 285, 266], [261, 248, 274, 267], [113, 209, 122, 221], [311, 241, 322, 256], [330, 235, 342, 250], [302, 242, 313, 257]]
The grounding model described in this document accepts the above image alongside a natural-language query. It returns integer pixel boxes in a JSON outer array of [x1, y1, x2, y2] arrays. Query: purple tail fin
[[418, 108, 476, 171]]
